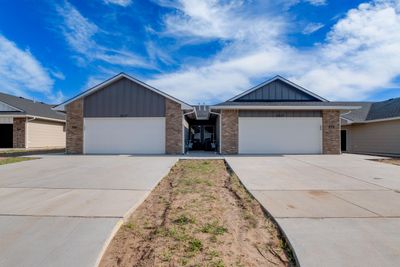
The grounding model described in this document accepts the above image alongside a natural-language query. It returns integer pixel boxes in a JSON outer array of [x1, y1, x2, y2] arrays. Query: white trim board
[[54, 73, 192, 111], [227, 76, 328, 102]]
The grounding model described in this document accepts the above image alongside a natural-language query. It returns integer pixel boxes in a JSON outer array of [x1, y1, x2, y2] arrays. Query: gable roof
[[341, 97, 400, 123], [54, 73, 192, 111], [228, 75, 328, 102], [0, 92, 65, 121]]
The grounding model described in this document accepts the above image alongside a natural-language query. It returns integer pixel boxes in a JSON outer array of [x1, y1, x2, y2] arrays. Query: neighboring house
[[340, 98, 400, 156], [0, 92, 66, 149], [54, 73, 358, 155]]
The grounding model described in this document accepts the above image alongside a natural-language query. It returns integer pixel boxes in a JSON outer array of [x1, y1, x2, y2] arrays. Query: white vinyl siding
[[27, 120, 66, 148], [83, 117, 165, 154], [238, 117, 322, 154], [0, 117, 13, 124]]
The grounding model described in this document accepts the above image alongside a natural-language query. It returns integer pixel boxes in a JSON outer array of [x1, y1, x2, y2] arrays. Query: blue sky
[[0, 0, 399, 104]]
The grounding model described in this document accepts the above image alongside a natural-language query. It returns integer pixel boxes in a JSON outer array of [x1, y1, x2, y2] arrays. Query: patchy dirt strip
[[100, 159, 294, 267]]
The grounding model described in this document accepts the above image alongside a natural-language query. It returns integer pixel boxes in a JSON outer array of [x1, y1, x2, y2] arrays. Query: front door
[[341, 130, 347, 152], [189, 125, 216, 151]]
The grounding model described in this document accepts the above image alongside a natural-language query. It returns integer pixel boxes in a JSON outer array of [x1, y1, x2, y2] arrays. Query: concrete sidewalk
[[226, 154, 400, 267], [0, 155, 177, 267]]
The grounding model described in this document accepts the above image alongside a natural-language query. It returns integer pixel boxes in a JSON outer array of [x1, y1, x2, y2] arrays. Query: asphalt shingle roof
[[340, 98, 400, 122], [0, 92, 65, 121], [366, 98, 400, 121]]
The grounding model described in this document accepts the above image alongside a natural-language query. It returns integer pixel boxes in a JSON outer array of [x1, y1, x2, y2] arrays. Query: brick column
[[66, 99, 84, 154], [221, 110, 238, 154], [165, 99, 183, 154], [13, 118, 26, 148], [322, 110, 340, 154]]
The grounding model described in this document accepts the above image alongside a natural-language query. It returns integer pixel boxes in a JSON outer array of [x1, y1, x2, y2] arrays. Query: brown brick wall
[[165, 99, 183, 154], [13, 118, 26, 148], [66, 99, 84, 154], [221, 110, 238, 154], [322, 110, 340, 154]]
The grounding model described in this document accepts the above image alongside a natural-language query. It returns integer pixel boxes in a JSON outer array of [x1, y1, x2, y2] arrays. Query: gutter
[[348, 116, 400, 124], [0, 114, 65, 123]]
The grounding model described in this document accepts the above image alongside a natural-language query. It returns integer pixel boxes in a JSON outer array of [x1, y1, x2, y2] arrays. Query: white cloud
[[306, 0, 327, 6], [46, 90, 65, 104], [50, 70, 66, 80], [103, 0, 132, 6], [295, 0, 400, 99], [56, 1, 150, 68], [302, 22, 324, 34], [158, 0, 285, 42], [149, 0, 400, 103], [0, 34, 54, 97]]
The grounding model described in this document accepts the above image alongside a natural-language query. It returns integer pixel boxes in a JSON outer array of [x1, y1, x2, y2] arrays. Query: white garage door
[[84, 118, 165, 154], [239, 117, 322, 154]]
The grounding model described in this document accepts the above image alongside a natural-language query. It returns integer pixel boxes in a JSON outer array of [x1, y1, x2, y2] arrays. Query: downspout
[[209, 111, 221, 154]]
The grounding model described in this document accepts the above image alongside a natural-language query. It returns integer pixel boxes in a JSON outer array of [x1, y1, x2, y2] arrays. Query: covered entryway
[[184, 105, 219, 153], [0, 123, 13, 148], [238, 117, 322, 154], [83, 118, 165, 154]]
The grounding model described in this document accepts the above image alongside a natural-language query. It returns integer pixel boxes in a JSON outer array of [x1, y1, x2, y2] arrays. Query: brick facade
[[221, 110, 238, 154], [66, 99, 84, 154], [12, 118, 26, 148], [322, 110, 341, 154], [165, 98, 183, 154]]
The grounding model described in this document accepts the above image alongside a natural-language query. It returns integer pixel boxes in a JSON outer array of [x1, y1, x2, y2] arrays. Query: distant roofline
[[211, 105, 361, 110], [54, 73, 193, 111], [227, 75, 328, 102]]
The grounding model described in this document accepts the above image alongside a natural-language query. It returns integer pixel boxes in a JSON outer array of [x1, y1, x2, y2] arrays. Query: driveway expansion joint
[[329, 191, 383, 217]]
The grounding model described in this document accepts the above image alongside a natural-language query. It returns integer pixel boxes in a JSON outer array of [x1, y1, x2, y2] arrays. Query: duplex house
[[0, 92, 66, 149], [55, 73, 359, 155], [340, 97, 400, 156]]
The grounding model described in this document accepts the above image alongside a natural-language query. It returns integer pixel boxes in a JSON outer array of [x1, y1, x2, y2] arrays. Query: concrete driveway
[[226, 154, 400, 267], [0, 155, 177, 267]]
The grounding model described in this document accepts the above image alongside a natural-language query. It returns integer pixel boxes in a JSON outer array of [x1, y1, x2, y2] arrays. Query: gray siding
[[239, 110, 322, 117], [84, 77, 166, 117], [237, 80, 319, 102], [342, 120, 400, 155]]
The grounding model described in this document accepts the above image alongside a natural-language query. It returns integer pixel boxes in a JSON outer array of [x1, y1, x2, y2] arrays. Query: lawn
[[100, 160, 294, 267], [0, 157, 36, 165]]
